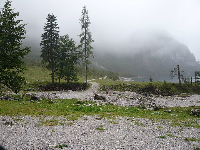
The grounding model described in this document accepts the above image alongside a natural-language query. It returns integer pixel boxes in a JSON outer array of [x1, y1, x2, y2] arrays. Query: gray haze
[[1, 0, 200, 60]]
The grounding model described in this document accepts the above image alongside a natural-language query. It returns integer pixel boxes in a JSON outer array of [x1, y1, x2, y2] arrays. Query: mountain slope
[[91, 32, 199, 77]]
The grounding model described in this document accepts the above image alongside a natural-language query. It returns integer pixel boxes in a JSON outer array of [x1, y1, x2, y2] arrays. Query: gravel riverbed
[[0, 82, 200, 149], [0, 115, 200, 150]]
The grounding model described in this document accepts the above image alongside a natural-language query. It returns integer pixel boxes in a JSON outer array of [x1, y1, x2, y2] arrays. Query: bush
[[100, 80, 200, 95], [39, 82, 89, 91]]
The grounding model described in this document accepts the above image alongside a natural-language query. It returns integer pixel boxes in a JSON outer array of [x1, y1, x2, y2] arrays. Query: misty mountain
[[91, 31, 199, 77], [23, 29, 200, 77]]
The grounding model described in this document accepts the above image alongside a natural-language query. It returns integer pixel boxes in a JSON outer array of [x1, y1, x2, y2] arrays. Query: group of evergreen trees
[[0, 0, 93, 93], [40, 6, 94, 85]]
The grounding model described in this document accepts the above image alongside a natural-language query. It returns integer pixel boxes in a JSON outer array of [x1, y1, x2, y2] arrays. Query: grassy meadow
[[0, 96, 199, 128], [0, 65, 199, 128]]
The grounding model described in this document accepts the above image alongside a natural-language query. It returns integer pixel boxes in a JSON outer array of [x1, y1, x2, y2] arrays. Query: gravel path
[[26, 82, 99, 100], [1, 82, 200, 149]]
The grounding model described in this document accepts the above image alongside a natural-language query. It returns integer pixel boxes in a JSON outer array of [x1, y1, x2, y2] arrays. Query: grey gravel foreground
[[1, 82, 200, 149], [0, 115, 200, 150]]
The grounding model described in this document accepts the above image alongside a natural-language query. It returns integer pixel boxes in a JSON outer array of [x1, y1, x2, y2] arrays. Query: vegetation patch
[[184, 138, 200, 142], [41, 118, 59, 126], [108, 120, 118, 124], [98, 79, 200, 95], [96, 125, 106, 131], [157, 136, 166, 139], [157, 126, 163, 129], [1, 98, 199, 128], [56, 144, 68, 149], [39, 82, 89, 91], [67, 122, 74, 126], [166, 134, 179, 138], [134, 121, 145, 127]]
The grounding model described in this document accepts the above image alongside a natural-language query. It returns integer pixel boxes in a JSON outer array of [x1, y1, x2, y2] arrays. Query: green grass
[[20, 66, 91, 92], [166, 134, 179, 138], [23, 66, 52, 83], [95, 78, 200, 95], [166, 134, 200, 143], [96, 125, 106, 131], [23, 65, 104, 84], [134, 121, 145, 127], [41, 118, 59, 126], [0, 98, 199, 127], [157, 136, 166, 139], [184, 138, 200, 142], [108, 120, 118, 124], [56, 144, 68, 149]]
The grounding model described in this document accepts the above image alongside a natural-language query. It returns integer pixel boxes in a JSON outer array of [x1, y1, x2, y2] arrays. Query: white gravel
[[26, 82, 200, 109], [0, 82, 200, 149], [92, 91, 200, 109], [0, 115, 200, 150]]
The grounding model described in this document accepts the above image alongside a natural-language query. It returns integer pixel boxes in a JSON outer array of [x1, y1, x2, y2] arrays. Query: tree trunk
[[84, 26, 87, 87], [52, 64, 54, 84], [85, 55, 87, 86], [177, 65, 181, 88], [58, 63, 64, 83]]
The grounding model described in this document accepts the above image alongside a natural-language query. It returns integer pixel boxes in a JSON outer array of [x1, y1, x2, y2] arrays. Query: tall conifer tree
[[40, 14, 59, 84], [79, 6, 94, 86], [0, 0, 30, 93]]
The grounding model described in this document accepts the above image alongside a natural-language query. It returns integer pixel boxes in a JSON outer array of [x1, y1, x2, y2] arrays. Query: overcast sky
[[1, 0, 200, 60]]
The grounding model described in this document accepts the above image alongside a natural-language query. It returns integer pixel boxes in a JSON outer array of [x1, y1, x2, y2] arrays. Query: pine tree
[[40, 14, 59, 84], [79, 6, 94, 86], [56, 35, 79, 83], [0, 0, 30, 93]]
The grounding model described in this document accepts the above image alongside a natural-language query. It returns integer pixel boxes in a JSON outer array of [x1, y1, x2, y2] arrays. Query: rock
[[0, 95, 12, 100], [49, 100, 54, 103], [77, 99, 85, 104], [24, 88, 35, 91], [150, 102, 162, 111], [94, 93, 106, 101], [164, 109, 171, 113], [95, 116, 102, 120], [4, 121, 14, 126], [190, 108, 200, 117], [30, 95, 41, 101]]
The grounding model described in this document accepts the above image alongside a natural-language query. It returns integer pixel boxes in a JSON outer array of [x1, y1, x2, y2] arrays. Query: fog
[[1, 0, 200, 60]]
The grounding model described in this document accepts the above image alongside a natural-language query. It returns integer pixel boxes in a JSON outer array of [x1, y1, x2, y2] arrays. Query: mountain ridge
[[91, 31, 199, 77]]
